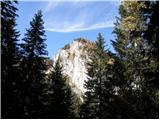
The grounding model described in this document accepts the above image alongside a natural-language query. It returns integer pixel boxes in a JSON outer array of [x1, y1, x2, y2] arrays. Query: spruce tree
[[1, 0, 21, 118], [80, 33, 109, 118], [44, 60, 74, 118], [112, 1, 158, 118], [81, 34, 131, 118], [20, 10, 48, 118], [103, 54, 135, 118], [139, 1, 159, 118]]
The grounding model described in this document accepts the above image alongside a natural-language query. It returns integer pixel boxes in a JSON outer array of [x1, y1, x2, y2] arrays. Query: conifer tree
[[139, 1, 159, 118], [1, 0, 21, 118], [102, 54, 135, 118], [44, 60, 74, 118], [80, 33, 109, 118], [20, 10, 48, 118], [112, 1, 158, 118], [80, 33, 132, 118]]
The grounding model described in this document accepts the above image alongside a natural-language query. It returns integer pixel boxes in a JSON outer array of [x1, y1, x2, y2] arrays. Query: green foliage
[[1, 0, 22, 118], [43, 60, 75, 118], [81, 1, 158, 119], [20, 10, 48, 58], [1, 1, 80, 119], [111, 1, 159, 118], [80, 33, 110, 119], [19, 10, 48, 118], [1, 0, 158, 119]]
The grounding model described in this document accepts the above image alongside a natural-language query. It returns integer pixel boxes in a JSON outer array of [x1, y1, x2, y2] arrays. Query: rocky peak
[[53, 38, 93, 97]]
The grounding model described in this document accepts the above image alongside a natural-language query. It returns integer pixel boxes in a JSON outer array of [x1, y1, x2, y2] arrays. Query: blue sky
[[16, 0, 120, 58]]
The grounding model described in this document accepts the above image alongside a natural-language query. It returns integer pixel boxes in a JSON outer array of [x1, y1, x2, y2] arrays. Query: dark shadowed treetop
[[21, 10, 48, 58]]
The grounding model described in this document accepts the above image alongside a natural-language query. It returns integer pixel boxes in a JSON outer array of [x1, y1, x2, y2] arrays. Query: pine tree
[[80, 33, 110, 118], [1, 0, 21, 118], [103, 54, 135, 118], [44, 60, 74, 118], [80, 33, 132, 118], [139, 1, 159, 118], [112, 1, 158, 118], [20, 10, 48, 118]]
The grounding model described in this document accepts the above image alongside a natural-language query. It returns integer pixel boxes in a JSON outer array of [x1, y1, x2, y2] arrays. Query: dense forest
[[1, 0, 159, 119]]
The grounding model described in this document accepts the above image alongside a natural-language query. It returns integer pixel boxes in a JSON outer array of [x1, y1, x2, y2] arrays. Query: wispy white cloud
[[43, 1, 61, 13], [43, 0, 89, 13], [45, 20, 114, 32], [43, 1, 119, 32]]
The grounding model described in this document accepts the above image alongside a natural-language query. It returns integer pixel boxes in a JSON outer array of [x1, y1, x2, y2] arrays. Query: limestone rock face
[[53, 39, 93, 97]]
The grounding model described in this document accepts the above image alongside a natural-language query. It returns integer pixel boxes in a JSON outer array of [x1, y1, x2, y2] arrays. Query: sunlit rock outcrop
[[53, 38, 93, 97]]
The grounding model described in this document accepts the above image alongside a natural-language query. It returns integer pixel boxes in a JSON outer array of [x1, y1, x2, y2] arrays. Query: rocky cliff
[[53, 38, 93, 97]]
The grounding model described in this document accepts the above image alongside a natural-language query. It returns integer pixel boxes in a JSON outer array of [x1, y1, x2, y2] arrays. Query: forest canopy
[[1, 0, 159, 119]]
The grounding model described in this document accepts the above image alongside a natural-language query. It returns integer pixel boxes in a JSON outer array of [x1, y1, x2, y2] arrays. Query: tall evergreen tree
[[80, 33, 110, 118], [139, 1, 159, 118], [1, 0, 21, 118], [80, 33, 132, 118], [20, 10, 48, 118], [102, 54, 135, 118], [43, 60, 74, 118], [112, 1, 158, 118]]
